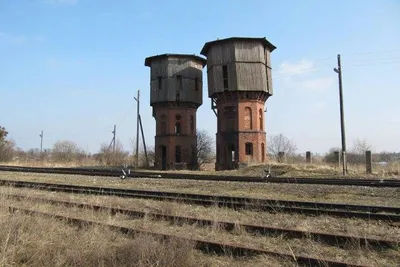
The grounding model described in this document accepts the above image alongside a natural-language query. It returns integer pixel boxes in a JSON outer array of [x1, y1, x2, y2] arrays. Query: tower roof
[[144, 53, 207, 67], [200, 37, 276, 56]]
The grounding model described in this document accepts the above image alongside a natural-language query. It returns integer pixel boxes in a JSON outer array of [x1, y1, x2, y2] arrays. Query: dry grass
[[1, 186, 399, 241], [3, 160, 400, 178], [0, 205, 296, 267], [3, 196, 399, 267], [1, 171, 399, 207]]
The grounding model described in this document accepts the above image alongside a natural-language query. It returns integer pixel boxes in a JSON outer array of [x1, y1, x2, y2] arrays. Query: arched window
[[244, 107, 252, 130], [261, 143, 265, 162], [175, 114, 181, 134], [190, 115, 194, 134], [160, 115, 166, 134], [245, 142, 253, 156], [259, 108, 263, 130]]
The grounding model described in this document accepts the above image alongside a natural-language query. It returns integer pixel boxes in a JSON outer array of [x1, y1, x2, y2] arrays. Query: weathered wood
[[201, 38, 275, 97], [306, 151, 312, 163], [366, 150, 372, 174], [146, 55, 205, 106]]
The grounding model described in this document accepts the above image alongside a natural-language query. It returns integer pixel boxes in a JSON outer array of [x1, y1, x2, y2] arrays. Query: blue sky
[[1, 0, 399, 155]]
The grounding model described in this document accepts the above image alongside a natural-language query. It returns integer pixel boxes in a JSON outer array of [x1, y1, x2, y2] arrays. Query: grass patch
[[1, 171, 399, 207], [3, 197, 399, 267]]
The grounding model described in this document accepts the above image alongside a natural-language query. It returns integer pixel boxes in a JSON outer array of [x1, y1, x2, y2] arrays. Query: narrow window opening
[[261, 143, 265, 162], [175, 122, 181, 134], [259, 109, 263, 130], [222, 65, 228, 89], [244, 107, 252, 130], [157, 76, 162, 90], [245, 143, 253, 156], [175, 146, 181, 163]]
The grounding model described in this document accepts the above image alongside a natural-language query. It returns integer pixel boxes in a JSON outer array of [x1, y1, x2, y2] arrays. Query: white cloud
[[276, 59, 314, 76], [300, 77, 334, 92], [275, 58, 334, 93], [44, 0, 78, 6]]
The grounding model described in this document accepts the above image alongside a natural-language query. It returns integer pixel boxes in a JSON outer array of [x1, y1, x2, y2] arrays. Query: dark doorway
[[161, 146, 167, 170], [175, 146, 181, 163], [227, 144, 235, 169]]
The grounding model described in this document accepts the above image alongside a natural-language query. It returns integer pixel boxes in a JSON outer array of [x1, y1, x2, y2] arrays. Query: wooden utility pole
[[134, 90, 140, 167], [139, 115, 149, 167], [39, 130, 43, 159], [112, 125, 116, 153], [334, 54, 347, 176]]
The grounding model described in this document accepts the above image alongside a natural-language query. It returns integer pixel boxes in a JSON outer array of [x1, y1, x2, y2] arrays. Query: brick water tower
[[200, 37, 276, 170], [145, 54, 206, 170]]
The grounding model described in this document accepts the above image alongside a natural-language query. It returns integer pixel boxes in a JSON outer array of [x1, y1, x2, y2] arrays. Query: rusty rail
[[8, 206, 368, 267], [6, 193, 398, 249], [1, 179, 399, 222], [0, 165, 399, 187]]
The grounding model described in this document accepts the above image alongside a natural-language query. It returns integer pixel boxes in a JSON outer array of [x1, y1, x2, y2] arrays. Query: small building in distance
[[145, 54, 206, 170], [200, 37, 276, 170]]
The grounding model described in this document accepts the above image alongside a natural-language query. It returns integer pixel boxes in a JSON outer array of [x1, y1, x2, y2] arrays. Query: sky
[[1, 0, 399, 155]]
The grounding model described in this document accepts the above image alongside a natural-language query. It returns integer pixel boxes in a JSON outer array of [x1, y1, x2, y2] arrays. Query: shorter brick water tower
[[200, 37, 276, 170], [145, 54, 206, 170]]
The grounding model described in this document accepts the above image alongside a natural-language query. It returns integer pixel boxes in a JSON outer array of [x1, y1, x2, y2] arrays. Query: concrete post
[[277, 152, 285, 163], [366, 150, 372, 174], [306, 151, 312, 163]]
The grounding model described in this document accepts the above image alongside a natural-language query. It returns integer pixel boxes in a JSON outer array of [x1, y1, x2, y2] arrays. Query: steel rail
[[1, 179, 399, 222], [6, 193, 398, 249], [1, 165, 399, 187], [7, 205, 368, 267]]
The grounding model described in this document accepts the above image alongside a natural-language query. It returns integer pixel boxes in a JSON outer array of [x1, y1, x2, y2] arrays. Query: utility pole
[[139, 114, 149, 167], [134, 90, 140, 167], [39, 130, 43, 159], [334, 54, 347, 176], [112, 125, 116, 153]]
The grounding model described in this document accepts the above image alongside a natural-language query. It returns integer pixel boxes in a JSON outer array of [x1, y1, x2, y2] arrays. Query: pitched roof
[[200, 37, 276, 56], [144, 54, 207, 67]]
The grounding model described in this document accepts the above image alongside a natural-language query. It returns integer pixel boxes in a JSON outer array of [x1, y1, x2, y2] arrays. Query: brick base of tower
[[152, 103, 198, 171], [213, 92, 269, 171]]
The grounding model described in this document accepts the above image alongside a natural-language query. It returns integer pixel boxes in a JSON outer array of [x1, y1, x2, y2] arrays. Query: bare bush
[[51, 140, 86, 162], [196, 129, 215, 170], [0, 126, 16, 162], [96, 140, 129, 166], [267, 133, 297, 161]]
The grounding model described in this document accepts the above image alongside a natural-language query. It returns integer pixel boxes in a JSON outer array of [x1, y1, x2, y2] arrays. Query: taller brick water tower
[[200, 37, 276, 170], [145, 54, 206, 170]]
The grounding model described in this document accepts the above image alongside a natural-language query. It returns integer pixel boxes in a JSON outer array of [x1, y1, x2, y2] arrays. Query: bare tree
[[196, 129, 215, 169], [51, 140, 85, 162], [267, 133, 297, 161], [352, 138, 372, 155], [96, 140, 128, 166], [0, 126, 8, 142], [0, 126, 15, 162]]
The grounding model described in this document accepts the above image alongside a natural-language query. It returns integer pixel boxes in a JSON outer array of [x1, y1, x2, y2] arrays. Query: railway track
[[1, 179, 399, 222], [5, 193, 398, 249], [7, 206, 368, 267], [1, 165, 399, 187]]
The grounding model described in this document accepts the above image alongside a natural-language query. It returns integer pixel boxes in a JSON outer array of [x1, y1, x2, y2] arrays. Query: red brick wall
[[215, 98, 267, 170], [153, 104, 197, 170]]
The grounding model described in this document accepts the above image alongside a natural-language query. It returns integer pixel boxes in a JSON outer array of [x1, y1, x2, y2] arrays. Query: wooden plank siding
[[204, 39, 274, 97], [148, 57, 204, 106]]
